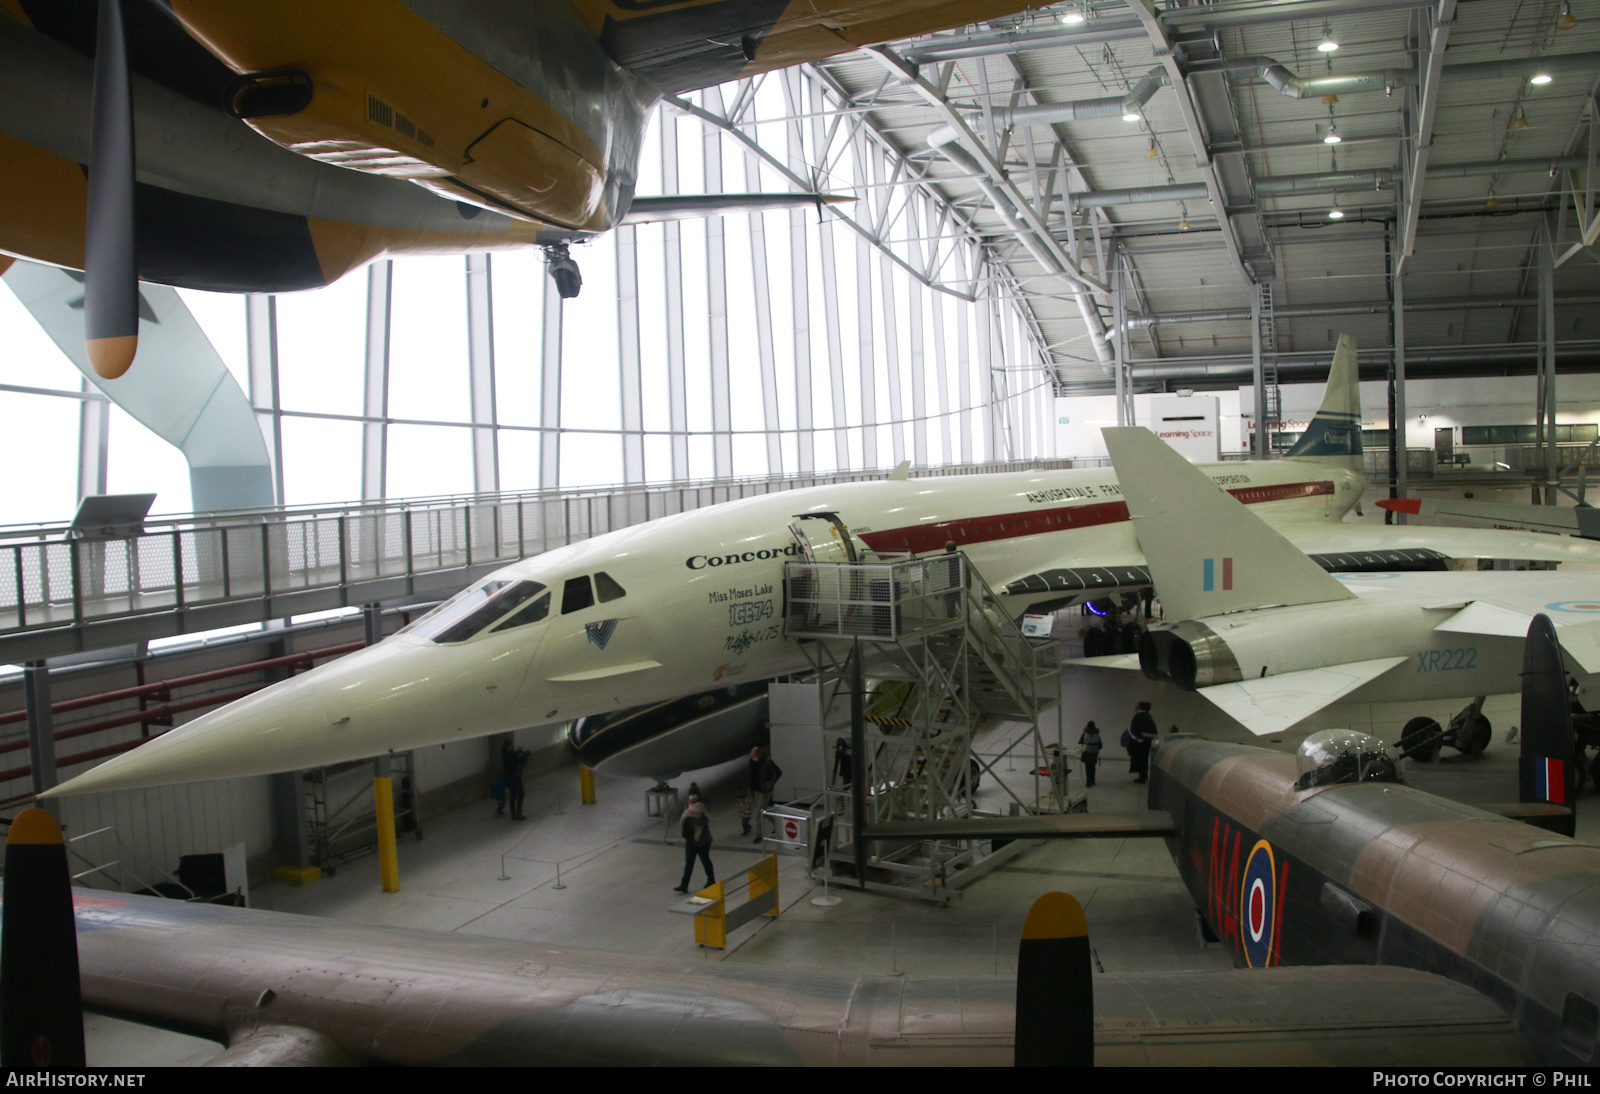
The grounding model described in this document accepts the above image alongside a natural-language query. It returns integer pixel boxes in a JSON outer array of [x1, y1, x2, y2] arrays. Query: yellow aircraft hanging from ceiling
[[0, 0, 1040, 378]]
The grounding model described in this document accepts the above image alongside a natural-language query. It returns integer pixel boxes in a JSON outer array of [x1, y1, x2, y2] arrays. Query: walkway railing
[[0, 459, 1073, 662]]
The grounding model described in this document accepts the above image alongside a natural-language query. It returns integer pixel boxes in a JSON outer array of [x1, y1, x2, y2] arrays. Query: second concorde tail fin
[[1282, 333, 1364, 473], [1101, 426, 1355, 622]]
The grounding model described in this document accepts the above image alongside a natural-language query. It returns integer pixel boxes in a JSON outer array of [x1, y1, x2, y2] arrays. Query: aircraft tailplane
[[1283, 333, 1365, 474], [1102, 426, 1356, 621], [1518, 613, 1578, 836]]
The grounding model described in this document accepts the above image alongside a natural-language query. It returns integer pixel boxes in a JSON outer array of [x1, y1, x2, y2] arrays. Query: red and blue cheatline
[[1535, 756, 1567, 804], [1203, 557, 1234, 592]]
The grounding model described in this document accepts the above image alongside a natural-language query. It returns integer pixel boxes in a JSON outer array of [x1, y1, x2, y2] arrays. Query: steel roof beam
[[1122, 0, 1265, 283]]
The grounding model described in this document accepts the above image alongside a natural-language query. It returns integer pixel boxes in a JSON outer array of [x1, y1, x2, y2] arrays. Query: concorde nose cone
[[45, 640, 441, 797]]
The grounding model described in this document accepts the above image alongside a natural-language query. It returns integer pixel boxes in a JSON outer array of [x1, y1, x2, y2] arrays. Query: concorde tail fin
[[1102, 426, 1355, 622], [1283, 333, 1364, 473]]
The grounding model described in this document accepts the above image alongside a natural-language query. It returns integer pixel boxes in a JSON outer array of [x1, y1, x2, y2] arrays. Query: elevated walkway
[[0, 459, 1072, 664]]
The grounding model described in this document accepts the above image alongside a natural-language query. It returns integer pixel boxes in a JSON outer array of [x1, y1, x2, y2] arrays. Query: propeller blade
[[85, 0, 139, 380], [0, 809, 86, 1068], [1014, 891, 1094, 1067]]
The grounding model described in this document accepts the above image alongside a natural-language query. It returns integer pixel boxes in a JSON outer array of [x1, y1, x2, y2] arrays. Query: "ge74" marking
[[1417, 647, 1477, 672]]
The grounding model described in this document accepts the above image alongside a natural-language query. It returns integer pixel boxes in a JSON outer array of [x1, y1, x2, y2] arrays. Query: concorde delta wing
[[1280, 522, 1600, 568]]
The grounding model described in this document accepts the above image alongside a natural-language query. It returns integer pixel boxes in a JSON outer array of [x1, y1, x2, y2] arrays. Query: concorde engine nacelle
[[1139, 620, 1244, 690]]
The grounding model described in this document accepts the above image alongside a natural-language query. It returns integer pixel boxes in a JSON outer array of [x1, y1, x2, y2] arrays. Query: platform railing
[[0, 460, 1074, 643]]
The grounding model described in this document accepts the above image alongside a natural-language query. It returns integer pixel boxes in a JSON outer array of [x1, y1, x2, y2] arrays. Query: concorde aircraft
[[0, 0, 1040, 377], [1094, 425, 1600, 737], [41, 336, 1600, 797]]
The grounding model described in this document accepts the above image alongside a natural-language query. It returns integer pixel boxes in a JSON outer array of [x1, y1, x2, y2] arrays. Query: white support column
[[539, 264, 564, 490], [880, 252, 904, 466], [362, 261, 391, 501], [246, 293, 284, 505], [783, 71, 814, 474], [957, 256, 973, 463], [743, 149, 782, 476], [616, 225, 645, 485], [466, 253, 499, 495], [809, 81, 849, 472], [661, 111, 690, 479], [856, 233, 878, 470], [906, 202, 928, 468], [76, 376, 109, 501], [930, 287, 951, 467], [702, 89, 733, 478], [817, 213, 849, 471]]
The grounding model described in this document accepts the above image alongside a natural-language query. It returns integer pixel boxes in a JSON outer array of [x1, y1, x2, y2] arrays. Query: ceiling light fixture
[[1513, 106, 1529, 128], [1179, 218, 1190, 231], [1531, 73, 1554, 85], [1123, 110, 1142, 121], [1317, 22, 1339, 51], [1560, 1, 1577, 29], [1328, 207, 1345, 219], [1324, 124, 1342, 144], [1146, 141, 1158, 159], [1060, 6, 1086, 24]]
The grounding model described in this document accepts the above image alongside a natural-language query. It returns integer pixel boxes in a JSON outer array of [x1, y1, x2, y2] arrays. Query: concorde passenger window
[[563, 575, 595, 614], [594, 571, 627, 603]]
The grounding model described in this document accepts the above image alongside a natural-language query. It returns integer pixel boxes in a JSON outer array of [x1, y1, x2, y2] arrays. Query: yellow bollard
[[579, 764, 596, 805], [374, 776, 400, 893]]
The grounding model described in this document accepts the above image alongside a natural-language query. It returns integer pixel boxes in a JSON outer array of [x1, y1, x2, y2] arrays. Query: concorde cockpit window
[[594, 571, 626, 603], [562, 575, 595, 615], [491, 591, 551, 633], [401, 580, 547, 643], [1294, 729, 1405, 790]]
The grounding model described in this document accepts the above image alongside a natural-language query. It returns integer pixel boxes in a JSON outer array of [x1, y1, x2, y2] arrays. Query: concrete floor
[[82, 623, 1593, 1066]]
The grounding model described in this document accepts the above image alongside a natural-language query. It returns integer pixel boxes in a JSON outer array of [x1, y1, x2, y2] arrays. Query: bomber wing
[[573, 0, 1048, 95]]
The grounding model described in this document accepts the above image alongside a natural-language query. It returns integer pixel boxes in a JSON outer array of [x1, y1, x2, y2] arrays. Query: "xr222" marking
[[1417, 647, 1476, 672]]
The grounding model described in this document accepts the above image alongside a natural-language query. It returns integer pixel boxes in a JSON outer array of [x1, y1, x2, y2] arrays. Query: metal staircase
[[780, 550, 1067, 900]]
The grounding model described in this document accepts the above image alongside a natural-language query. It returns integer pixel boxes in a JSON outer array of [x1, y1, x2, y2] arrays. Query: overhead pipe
[[1190, 51, 1600, 101], [1056, 158, 1588, 212], [927, 128, 1115, 372], [928, 66, 1166, 148]]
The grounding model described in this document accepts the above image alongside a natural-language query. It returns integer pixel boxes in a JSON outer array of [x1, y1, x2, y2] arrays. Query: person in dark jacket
[[748, 747, 782, 843], [500, 738, 531, 820], [674, 791, 715, 893], [1078, 721, 1102, 787], [1128, 702, 1157, 783]]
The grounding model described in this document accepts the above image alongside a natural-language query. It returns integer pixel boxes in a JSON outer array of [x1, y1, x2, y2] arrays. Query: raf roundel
[[1240, 839, 1277, 968], [1546, 601, 1600, 614]]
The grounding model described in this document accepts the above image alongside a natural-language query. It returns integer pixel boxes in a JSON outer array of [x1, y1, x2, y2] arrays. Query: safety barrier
[[691, 853, 780, 948]]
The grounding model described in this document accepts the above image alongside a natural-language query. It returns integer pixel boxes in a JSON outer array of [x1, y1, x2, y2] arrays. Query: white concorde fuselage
[[50, 460, 1363, 794]]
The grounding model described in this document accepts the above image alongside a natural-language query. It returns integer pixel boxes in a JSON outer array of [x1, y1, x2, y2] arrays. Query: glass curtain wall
[[0, 68, 1050, 524]]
